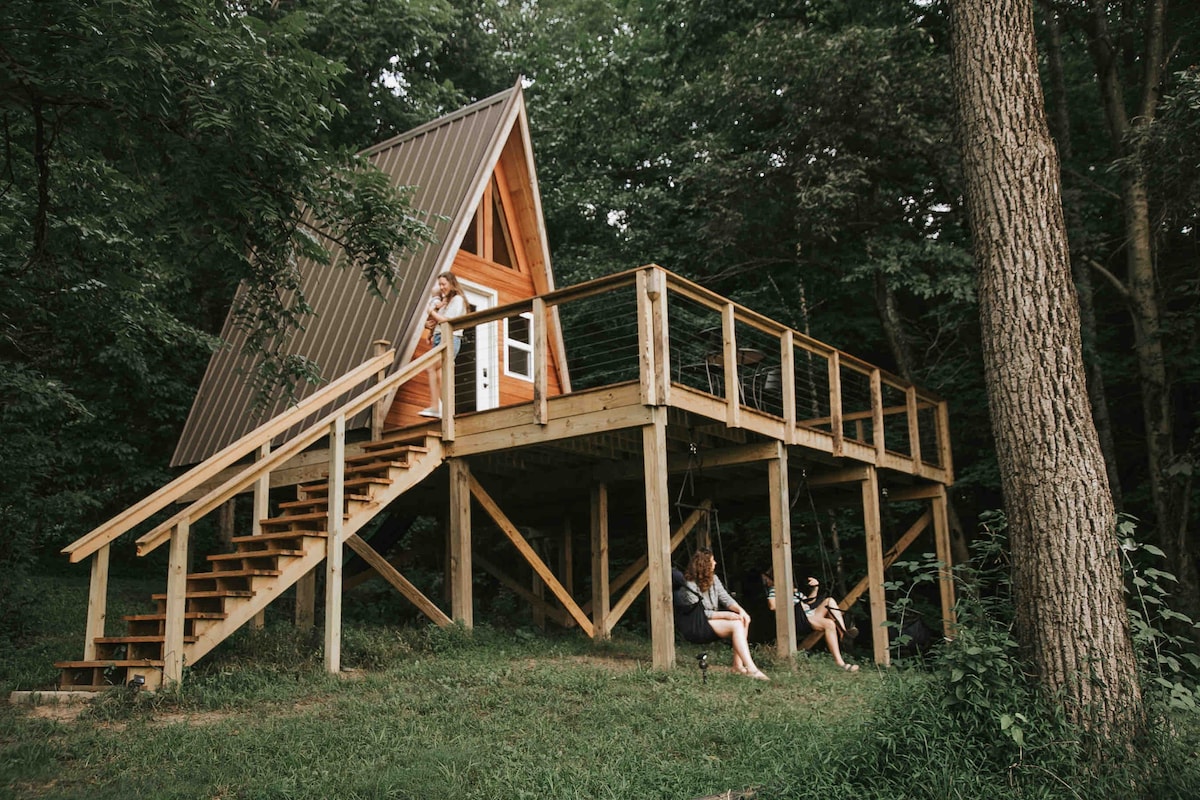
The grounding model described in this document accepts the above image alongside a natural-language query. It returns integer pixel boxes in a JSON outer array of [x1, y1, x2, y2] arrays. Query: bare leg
[[810, 609, 857, 671], [709, 618, 766, 678], [426, 365, 441, 413]]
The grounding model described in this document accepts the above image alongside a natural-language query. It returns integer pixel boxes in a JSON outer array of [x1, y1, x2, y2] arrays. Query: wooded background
[[2, 0, 1198, 650]]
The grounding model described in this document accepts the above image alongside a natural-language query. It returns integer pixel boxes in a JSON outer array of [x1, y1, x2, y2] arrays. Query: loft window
[[504, 313, 533, 381], [491, 184, 514, 267]]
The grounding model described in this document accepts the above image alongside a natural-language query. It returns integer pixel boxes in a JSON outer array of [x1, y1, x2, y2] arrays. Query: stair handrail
[[63, 348, 398, 563], [134, 344, 444, 557]]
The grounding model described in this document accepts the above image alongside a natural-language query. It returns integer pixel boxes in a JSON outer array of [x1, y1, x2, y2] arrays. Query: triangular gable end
[[171, 78, 561, 467]]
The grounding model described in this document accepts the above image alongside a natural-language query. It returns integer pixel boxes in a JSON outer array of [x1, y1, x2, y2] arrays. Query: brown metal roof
[[171, 83, 527, 466]]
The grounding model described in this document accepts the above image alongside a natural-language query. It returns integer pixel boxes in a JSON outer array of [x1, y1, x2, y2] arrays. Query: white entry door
[[458, 280, 499, 411]]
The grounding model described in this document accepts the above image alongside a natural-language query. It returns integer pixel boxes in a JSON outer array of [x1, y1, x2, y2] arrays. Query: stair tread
[[261, 511, 349, 524], [347, 447, 422, 464], [230, 531, 327, 544], [187, 569, 281, 580], [56, 659, 166, 668], [124, 612, 226, 621], [301, 476, 394, 493], [208, 549, 303, 562], [94, 635, 197, 644], [279, 494, 371, 509], [361, 436, 429, 452], [151, 589, 254, 599]]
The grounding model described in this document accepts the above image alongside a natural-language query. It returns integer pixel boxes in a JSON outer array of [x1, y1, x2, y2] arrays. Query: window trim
[[503, 312, 533, 382]]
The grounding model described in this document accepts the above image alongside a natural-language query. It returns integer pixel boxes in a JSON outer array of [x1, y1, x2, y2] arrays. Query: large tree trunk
[[949, 0, 1143, 741]]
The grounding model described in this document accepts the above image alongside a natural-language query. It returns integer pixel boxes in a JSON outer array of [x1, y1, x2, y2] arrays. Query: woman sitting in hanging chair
[[762, 569, 859, 672], [673, 548, 769, 681]]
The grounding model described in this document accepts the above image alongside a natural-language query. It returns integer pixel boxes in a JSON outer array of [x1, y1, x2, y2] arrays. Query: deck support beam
[[768, 442, 796, 659], [163, 520, 188, 686], [448, 458, 473, 627], [590, 483, 610, 640], [323, 416, 345, 674], [931, 485, 958, 639], [642, 406, 674, 669], [862, 466, 889, 666]]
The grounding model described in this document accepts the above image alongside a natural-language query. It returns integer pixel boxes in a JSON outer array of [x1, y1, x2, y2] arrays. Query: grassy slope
[[3, 573, 1199, 800]]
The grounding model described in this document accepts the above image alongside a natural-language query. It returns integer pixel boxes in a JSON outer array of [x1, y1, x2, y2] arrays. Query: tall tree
[[949, 0, 1142, 740], [0, 0, 435, 578]]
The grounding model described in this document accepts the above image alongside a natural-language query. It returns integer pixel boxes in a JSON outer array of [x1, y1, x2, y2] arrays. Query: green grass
[[3, 573, 1199, 799]]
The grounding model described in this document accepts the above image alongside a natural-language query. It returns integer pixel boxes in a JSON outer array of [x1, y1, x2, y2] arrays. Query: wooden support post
[[635, 269, 659, 406], [163, 520, 189, 686], [561, 517, 574, 596], [931, 485, 958, 639], [871, 369, 885, 461], [252, 442, 270, 630], [323, 416, 345, 674], [768, 442, 796, 658], [533, 297, 548, 424], [828, 351, 843, 456], [448, 458, 473, 627], [781, 330, 796, 442], [906, 386, 922, 468], [721, 302, 741, 429], [371, 339, 390, 441], [83, 543, 110, 660], [862, 467, 889, 666], [590, 484, 610, 640], [643, 407, 674, 669], [439, 320, 455, 442]]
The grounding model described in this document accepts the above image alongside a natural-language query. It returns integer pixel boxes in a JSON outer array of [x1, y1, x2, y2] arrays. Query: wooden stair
[[55, 428, 443, 692]]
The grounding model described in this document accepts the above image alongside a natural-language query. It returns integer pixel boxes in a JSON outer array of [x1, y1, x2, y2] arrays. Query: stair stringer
[[341, 436, 445, 540], [182, 435, 446, 667]]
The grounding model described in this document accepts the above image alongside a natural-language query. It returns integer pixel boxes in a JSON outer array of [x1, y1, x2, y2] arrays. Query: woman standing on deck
[[419, 271, 467, 418]]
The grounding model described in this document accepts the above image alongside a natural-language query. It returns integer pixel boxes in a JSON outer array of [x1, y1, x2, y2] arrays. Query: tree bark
[[949, 0, 1142, 741], [1041, 3, 1125, 509]]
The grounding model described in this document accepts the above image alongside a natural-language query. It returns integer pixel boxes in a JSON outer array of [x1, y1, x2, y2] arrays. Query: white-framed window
[[504, 313, 533, 381]]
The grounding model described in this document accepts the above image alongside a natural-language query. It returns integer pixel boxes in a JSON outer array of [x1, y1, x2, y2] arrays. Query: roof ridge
[[359, 84, 518, 158]]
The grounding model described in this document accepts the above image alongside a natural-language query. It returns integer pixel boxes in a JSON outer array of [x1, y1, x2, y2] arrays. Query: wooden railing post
[[83, 543, 110, 660], [323, 416, 345, 674], [635, 269, 658, 406], [721, 302, 741, 428], [829, 352, 843, 456], [438, 321, 455, 443], [871, 369, 885, 461], [163, 520, 189, 686], [253, 442, 270, 629], [781, 330, 796, 443], [647, 268, 670, 404], [371, 338, 391, 440], [906, 386, 922, 468], [532, 297, 548, 424]]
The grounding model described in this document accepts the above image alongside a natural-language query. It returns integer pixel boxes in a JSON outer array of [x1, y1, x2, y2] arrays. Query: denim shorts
[[431, 331, 462, 357]]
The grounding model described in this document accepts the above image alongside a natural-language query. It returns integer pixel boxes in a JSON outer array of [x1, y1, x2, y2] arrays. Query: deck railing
[[445, 264, 952, 481]]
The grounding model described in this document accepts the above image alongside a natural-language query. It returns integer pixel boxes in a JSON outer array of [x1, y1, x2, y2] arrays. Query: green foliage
[[1117, 514, 1200, 712]]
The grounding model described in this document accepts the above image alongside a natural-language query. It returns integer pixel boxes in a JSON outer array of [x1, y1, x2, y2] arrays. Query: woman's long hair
[[684, 548, 715, 593]]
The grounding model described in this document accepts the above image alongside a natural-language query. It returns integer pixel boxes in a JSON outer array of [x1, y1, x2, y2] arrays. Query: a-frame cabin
[[50, 81, 957, 694]]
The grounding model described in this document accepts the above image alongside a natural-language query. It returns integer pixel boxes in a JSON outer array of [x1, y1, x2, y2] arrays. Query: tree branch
[[1083, 255, 1129, 301]]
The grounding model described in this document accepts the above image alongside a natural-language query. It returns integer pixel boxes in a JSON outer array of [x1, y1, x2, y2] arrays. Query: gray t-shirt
[[686, 574, 735, 618]]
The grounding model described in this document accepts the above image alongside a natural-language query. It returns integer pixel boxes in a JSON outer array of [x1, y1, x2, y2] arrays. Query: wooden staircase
[[55, 428, 443, 692]]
